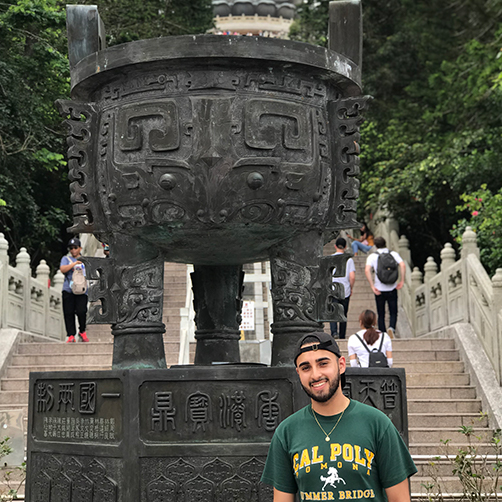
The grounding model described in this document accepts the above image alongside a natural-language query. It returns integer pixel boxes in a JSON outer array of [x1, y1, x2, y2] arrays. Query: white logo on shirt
[[320, 467, 346, 490]]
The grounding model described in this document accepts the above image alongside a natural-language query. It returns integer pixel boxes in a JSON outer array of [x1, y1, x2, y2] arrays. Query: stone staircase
[[0, 257, 497, 498]]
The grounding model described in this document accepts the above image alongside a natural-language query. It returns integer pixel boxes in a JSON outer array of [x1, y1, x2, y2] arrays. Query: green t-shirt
[[261, 400, 416, 501]]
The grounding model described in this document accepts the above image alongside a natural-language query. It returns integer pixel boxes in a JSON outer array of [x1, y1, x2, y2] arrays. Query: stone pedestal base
[[26, 367, 407, 501]]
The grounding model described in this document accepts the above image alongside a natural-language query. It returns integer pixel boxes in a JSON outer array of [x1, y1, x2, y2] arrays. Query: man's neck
[[311, 390, 350, 416]]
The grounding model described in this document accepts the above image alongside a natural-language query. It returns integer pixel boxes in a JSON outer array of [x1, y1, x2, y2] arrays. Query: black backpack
[[355, 333, 388, 368], [376, 251, 399, 285]]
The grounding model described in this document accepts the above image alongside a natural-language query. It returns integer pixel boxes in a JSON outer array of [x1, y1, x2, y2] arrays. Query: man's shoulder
[[349, 399, 393, 424]]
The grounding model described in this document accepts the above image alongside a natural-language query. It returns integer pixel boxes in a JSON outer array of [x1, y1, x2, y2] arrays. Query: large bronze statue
[[26, 4, 381, 501]]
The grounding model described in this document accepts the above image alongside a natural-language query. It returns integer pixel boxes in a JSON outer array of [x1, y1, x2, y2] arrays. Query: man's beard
[[301, 372, 340, 403]]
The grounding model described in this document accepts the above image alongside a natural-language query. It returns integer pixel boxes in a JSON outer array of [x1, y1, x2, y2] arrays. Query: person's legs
[[330, 321, 338, 337], [339, 296, 350, 339], [351, 241, 372, 254], [62, 291, 76, 338], [375, 293, 387, 333], [74, 294, 88, 334], [388, 289, 398, 330]]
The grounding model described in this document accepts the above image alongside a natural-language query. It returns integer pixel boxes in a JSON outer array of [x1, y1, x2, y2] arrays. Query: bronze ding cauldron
[[59, 7, 369, 368]]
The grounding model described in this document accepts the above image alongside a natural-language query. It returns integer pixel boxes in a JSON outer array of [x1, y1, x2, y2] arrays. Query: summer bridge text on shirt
[[300, 489, 376, 500], [293, 443, 376, 477]]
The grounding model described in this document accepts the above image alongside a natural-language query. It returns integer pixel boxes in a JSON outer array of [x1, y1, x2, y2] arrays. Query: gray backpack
[[376, 251, 399, 284]]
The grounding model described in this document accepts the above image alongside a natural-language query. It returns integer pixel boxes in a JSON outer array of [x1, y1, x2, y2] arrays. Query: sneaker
[[78, 332, 89, 342], [66, 335, 76, 343], [387, 327, 395, 339]]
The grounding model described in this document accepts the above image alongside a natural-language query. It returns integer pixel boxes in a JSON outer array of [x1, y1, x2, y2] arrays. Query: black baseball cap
[[294, 331, 346, 388], [68, 238, 81, 248]]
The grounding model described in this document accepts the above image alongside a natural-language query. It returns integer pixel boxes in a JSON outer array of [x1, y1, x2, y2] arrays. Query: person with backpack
[[348, 310, 393, 367], [59, 237, 89, 343], [329, 237, 355, 339], [364, 236, 405, 338]]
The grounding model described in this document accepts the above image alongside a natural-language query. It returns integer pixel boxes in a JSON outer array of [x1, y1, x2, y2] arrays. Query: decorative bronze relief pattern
[[30, 454, 118, 502], [56, 100, 106, 234], [84, 256, 163, 325], [142, 456, 271, 502], [328, 95, 370, 228]]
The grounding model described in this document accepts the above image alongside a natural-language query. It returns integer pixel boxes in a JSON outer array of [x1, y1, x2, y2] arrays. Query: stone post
[[461, 226, 480, 259], [423, 256, 438, 283], [0, 233, 8, 329], [461, 226, 479, 324], [440, 243, 456, 271], [52, 270, 65, 290], [16, 247, 31, 332], [492, 268, 502, 383], [398, 235, 411, 265], [37, 260, 51, 337], [411, 267, 423, 292]]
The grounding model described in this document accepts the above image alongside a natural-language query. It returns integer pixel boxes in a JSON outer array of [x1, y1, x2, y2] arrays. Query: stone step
[[0, 391, 28, 405], [336, 339, 456, 350], [407, 386, 476, 399], [413, 456, 501, 477], [393, 362, 465, 373], [1, 378, 29, 392], [6, 365, 110, 378], [410, 476, 464, 494], [10, 353, 113, 366], [408, 399, 481, 414], [16, 341, 180, 355], [408, 413, 488, 428], [409, 428, 493, 443], [406, 373, 470, 386], [410, 443, 496, 455]]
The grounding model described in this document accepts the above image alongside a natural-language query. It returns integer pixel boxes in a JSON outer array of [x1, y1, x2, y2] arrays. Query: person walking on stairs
[[60, 238, 89, 343], [330, 237, 355, 339], [260, 330, 416, 501], [348, 310, 393, 367], [364, 236, 405, 338]]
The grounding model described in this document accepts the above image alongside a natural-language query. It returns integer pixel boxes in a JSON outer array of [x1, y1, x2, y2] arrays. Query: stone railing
[[0, 233, 65, 340], [374, 217, 502, 384]]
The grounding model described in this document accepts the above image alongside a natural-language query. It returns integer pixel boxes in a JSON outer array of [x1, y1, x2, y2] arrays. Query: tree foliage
[[0, 0, 214, 272], [291, 0, 502, 272], [75, 0, 215, 45], [0, 0, 71, 269]]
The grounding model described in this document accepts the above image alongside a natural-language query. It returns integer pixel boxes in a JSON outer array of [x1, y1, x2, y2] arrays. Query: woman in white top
[[348, 310, 393, 367]]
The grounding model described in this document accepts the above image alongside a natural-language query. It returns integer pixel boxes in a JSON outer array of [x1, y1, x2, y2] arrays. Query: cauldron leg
[[191, 265, 244, 365], [108, 235, 167, 369], [269, 231, 325, 366]]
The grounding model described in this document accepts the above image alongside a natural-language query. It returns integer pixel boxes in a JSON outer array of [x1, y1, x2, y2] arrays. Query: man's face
[[69, 246, 81, 258], [296, 346, 346, 403]]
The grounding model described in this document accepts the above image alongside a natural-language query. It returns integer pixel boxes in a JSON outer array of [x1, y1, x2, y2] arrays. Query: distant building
[[212, 0, 302, 38]]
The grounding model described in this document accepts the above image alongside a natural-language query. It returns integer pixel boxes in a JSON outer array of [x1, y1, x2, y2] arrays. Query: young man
[[261, 331, 416, 501], [59, 237, 89, 343], [364, 237, 406, 338], [330, 237, 355, 339]]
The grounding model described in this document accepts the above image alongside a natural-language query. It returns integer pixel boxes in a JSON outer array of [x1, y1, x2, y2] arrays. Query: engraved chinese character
[[58, 383, 75, 412], [358, 379, 378, 408], [381, 380, 399, 409], [37, 383, 54, 412], [185, 391, 212, 432], [220, 391, 247, 432], [342, 380, 353, 399], [255, 391, 280, 431], [79, 382, 96, 414], [151, 392, 176, 432]]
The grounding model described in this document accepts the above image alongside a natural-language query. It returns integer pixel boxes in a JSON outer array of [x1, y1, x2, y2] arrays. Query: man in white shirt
[[330, 237, 355, 339], [364, 236, 405, 338]]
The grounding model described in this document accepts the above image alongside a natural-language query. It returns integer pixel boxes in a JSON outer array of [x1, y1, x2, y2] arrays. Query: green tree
[[75, 0, 215, 45], [291, 0, 502, 270], [0, 0, 71, 269]]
